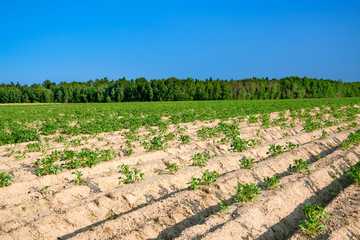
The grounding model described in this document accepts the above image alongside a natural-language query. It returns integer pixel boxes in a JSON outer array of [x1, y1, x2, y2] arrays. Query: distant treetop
[[0, 76, 359, 103]]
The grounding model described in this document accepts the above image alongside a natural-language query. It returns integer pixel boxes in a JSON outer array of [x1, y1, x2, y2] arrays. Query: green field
[[1, 98, 360, 146], [1, 97, 360, 239]]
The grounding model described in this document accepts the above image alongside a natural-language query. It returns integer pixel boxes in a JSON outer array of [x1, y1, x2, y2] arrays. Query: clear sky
[[0, 0, 359, 84]]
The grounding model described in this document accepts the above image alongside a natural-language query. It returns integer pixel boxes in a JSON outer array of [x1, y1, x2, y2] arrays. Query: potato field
[[1, 98, 360, 239]]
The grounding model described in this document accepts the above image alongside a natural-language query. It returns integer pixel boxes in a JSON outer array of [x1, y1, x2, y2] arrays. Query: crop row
[[0, 98, 360, 146]]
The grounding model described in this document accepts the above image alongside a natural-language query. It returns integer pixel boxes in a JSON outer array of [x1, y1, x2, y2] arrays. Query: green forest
[[0, 76, 359, 103]]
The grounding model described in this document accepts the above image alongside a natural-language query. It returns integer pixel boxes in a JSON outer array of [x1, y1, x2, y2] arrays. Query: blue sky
[[0, 0, 359, 84]]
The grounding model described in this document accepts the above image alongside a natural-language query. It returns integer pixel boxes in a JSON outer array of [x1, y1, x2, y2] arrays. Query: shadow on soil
[[255, 172, 353, 239], [58, 143, 353, 240], [58, 184, 188, 240]]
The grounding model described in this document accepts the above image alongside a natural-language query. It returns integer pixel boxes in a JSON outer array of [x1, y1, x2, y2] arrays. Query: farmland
[[1, 98, 360, 239]]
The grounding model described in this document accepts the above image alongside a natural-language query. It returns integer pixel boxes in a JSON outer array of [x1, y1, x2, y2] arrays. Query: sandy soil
[[289, 184, 360, 240], [0, 109, 359, 240]]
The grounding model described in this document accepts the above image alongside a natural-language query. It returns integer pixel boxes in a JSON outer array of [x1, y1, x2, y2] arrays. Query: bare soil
[[1, 111, 359, 240]]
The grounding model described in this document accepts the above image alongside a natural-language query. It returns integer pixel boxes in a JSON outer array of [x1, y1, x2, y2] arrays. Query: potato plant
[[267, 142, 299, 157], [303, 119, 323, 133], [248, 116, 259, 124], [71, 170, 86, 185], [34, 157, 62, 176], [69, 139, 83, 147], [299, 203, 328, 235], [346, 162, 360, 185], [341, 129, 360, 149], [188, 170, 220, 189], [164, 133, 175, 141], [148, 136, 165, 150], [288, 159, 311, 174], [40, 185, 54, 195], [118, 164, 144, 184], [239, 157, 255, 169], [267, 144, 284, 157], [27, 142, 45, 153], [125, 148, 133, 156], [234, 183, 261, 202], [190, 152, 211, 167], [179, 134, 191, 144], [286, 142, 299, 151], [188, 177, 201, 190], [0, 172, 12, 187], [165, 163, 179, 174], [217, 201, 230, 217], [262, 174, 282, 189], [261, 115, 270, 128], [55, 135, 67, 143], [201, 170, 220, 186], [321, 130, 328, 138], [34, 148, 115, 175], [230, 137, 251, 152], [0, 100, 359, 147]]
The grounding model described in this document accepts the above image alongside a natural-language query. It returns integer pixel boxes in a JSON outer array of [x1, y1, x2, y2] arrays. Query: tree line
[[0, 76, 359, 103]]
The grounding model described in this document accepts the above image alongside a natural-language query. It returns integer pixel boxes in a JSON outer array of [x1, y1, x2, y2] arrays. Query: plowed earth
[[1, 108, 359, 240]]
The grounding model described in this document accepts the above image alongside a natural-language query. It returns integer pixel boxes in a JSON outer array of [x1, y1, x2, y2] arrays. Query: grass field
[[1, 98, 360, 239]]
